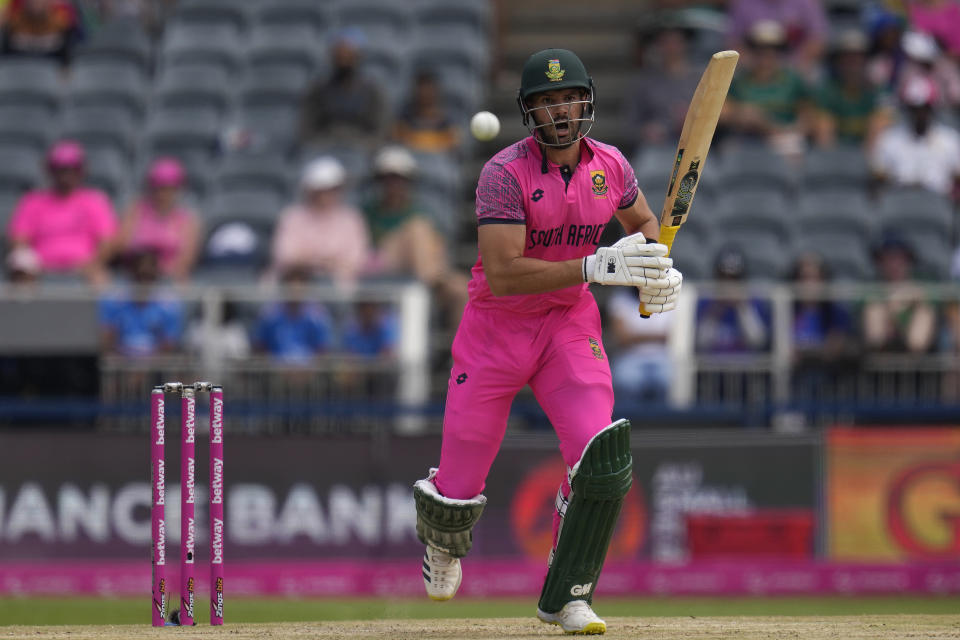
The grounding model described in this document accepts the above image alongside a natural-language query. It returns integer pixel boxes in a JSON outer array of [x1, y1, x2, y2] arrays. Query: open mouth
[[555, 122, 571, 136]]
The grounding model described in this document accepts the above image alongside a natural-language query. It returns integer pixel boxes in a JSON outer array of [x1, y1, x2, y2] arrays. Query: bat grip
[[638, 225, 681, 318]]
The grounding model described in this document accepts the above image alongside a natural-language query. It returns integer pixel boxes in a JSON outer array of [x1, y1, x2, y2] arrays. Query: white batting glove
[[639, 267, 683, 313], [582, 232, 673, 287]]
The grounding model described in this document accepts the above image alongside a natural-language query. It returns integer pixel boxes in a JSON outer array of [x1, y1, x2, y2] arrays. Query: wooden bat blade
[[639, 50, 737, 317], [660, 50, 738, 231]]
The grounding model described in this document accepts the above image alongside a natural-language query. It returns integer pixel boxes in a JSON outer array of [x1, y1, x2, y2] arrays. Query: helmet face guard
[[517, 85, 595, 148]]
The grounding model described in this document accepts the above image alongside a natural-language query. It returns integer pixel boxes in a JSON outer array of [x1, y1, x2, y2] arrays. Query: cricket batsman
[[413, 49, 682, 635]]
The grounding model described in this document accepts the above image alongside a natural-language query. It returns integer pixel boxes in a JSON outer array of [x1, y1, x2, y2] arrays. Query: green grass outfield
[[0, 596, 958, 626]]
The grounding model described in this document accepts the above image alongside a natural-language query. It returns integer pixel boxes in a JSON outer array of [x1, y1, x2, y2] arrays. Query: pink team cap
[[46, 140, 86, 168], [147, 157, 186, 188]]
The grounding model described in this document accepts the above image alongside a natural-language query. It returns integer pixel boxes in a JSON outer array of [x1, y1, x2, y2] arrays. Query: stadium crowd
[[0, 0, 959, 418]]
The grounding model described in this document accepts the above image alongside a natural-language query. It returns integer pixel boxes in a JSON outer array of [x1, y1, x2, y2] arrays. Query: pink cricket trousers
[[434, 294, 615, 500]]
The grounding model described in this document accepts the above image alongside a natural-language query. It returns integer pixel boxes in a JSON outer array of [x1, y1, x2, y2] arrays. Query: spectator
[[271, 156, 371, 289], [394, 70, 460, 154], [724, 20, 814, 158], [870, 75, 960, 200], [908, 0, 960, 59], [0, 0, 82, 66], [186, 299, 251, 363], [695, 246, 771, 353], [115, 157, 201, 283], [99, 250, 185, 357], [813, 29, 894, 150], [254, 267, 333, 364], [299, 29, 389, 150], [606, 287, 674, 404], [726, 0, 828, 80], [6, 140, 117, 286], [342, 301, 397, 357], [622, 15, 703, 155], [788, 252, 860, 398], [865, 10, 907, 92], [364, 146, 468, 325], [898, 30, 960, 109], [863, 234, 937, 353]]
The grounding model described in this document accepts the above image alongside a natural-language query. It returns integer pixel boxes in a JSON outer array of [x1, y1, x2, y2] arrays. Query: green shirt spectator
[[730, 66, 810, 127]]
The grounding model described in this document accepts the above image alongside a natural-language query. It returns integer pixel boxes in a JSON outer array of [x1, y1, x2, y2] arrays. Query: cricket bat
[[640, 50, 739, 316]]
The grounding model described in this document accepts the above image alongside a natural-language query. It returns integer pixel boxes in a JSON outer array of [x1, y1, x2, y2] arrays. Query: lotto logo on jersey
[[590, 170, 608, 197], [546, 59, 565, 82]]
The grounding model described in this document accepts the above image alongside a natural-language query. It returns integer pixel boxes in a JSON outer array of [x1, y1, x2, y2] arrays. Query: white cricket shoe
[[537, 600, 607, 635], [422, 545, 462, 601]]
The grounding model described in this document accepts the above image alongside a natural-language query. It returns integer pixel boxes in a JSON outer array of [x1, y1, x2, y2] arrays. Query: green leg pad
[[538, 419, 632, 613], [414, 477, 486, 558]]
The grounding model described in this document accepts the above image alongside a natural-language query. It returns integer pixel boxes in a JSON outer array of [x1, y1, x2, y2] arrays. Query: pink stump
[[209, 386, 225, 625], [180, 387, 197, 625], [150, 387, 167, 627]]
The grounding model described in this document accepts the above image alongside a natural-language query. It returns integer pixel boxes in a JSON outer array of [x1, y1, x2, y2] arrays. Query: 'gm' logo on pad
[[570, 583, 593, 597]]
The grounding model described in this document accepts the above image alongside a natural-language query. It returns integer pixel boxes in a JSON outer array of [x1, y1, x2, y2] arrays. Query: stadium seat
[[336, 1, 415, 42], [886, 225, 954, 279], [717, 145, 797, 195], [742, 241, 794, 281], [0, 189, 21, 229], [877, 186, 956, 239], [715, 186, 792, 223], [410, 151, 462, 200], [252, 0, 331, 35], [410, 30, 490, 80], [144, 108, 223, 190], [234, 102, 301, 155], [84, 148, 131, 201], [57, 105, 138, 163], [68, 60, 149, 121], [169, 0, 249, 34], [0, 106, 55, 154], [0, 146, 42, 194], [796, 188, 875, 230], [72, 19, 152, 75], [715, 215, 795, 251], [240, 56, 314, 105], [0, 59, 62, 114], [206, 188, 285, 224], [154, 64, 233, 121], [359, 43, 411, 112], [160, 23, 244, 77], [799, 231, 873, 281], [414, 0, 492, 38], [246, 23, 323, 80], [668, 236, 712, 281], [802, 145, 871, 190], [213, 152, 292, 201]]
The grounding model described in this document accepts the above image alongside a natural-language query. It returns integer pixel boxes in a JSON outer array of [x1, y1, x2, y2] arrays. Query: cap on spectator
[[46, 140, 85, 169], [902, 30, 938, 62], [831, 28, 869, 54], [374, 146, 418, 179], [207, 222, 258, 258], [747, 20, 787, 48], [333, 27, 366, 50], [147, 157, 186, 188], [900, 75, 938, 107], [5, 246, 41, 276], [301, 156, 346, 191]]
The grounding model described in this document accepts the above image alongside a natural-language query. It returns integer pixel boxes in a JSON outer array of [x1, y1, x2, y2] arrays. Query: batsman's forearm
[[485, 256, 584, 296]]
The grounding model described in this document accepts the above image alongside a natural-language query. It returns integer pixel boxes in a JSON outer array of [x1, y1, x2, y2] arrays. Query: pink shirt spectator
[[909, 1, 960, 57], [728, 0, 828, 52], [271, 202, 371, 285], [469, 136, 638, 314], [8, 187, 117, 271], [124, 198, 197, 275]]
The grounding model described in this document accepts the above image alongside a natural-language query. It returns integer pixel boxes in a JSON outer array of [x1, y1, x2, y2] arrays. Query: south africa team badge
[[590, 170, 608, 197], [588, 337, 603, 359], [545, 59, 565, 81]]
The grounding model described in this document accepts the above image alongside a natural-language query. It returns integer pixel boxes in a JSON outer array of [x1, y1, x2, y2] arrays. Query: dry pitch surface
[[1, 616, 959, 640]]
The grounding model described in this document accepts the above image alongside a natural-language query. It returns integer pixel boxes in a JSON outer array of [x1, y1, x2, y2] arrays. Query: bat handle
[[638, 227, 679, 318]]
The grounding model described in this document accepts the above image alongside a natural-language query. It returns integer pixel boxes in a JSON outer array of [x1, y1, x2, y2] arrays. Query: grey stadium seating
[[0, 106, 56, 155], [205, 188, 285, 224], [802, 145, 871, 190], [253, 0, 332, 35], [169, 0, 250, 34], [57, 105, 139, 164], [0, 59, 62, 115], [160, 23, 244, 77], [153, 64, 233, 121], [71, 20, 152, 75], [68, 60, 149, 121], [0, 146, 43, 194], [877, 186, 956, 240], [717, 145, 797, 196], [212, 152, 292, 202]]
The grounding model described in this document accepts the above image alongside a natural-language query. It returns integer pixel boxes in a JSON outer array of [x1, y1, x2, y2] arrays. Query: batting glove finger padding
[[583, 236, 674, 287], [637, 268, 683, 313]]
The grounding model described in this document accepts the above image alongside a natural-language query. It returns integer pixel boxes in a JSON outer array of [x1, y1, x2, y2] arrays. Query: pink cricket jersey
[[8, 188, 118, 271], [470, 136, 639, 313]]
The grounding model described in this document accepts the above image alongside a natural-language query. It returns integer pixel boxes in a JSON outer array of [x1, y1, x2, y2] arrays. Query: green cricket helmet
[[517, 48, 595, 146]]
